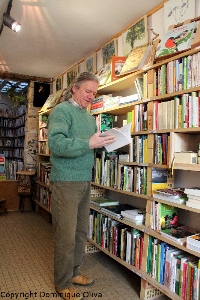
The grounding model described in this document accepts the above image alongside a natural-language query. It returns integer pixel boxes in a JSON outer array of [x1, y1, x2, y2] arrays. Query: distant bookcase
[[89, 46, 200, 300], [0, 105, 26, 180]]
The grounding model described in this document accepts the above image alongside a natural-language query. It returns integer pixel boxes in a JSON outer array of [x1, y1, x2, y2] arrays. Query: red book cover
[[139, 236, 144, 269], [111, 56, 127, 81], [161, 133, 167, 165], [134, 235, 140, 268], [182, 261, 188, 300]]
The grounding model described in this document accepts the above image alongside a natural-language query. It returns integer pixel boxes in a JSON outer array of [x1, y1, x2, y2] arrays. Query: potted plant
[[7, 87, 27, 106]]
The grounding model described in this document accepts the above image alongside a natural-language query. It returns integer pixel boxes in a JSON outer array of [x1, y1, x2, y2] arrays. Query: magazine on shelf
[[99, 122, 132, 152]]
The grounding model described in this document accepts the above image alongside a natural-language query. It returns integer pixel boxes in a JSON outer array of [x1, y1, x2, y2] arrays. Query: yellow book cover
[[120, 44, 150, 75]]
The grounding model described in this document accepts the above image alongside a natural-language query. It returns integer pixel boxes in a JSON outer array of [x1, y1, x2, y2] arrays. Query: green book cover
[[156, 243, 161, 282], [147, 235, 153, 274], [100, 113, 114, 132], [159, 203, 178, 232], [175, 254, 186, 295]]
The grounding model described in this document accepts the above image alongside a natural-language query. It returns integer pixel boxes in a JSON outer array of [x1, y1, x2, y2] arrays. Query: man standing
[[48, 72, 115, 300]]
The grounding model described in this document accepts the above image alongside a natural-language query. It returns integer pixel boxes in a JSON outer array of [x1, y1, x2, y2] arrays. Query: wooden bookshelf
[[90, 46, 200, 300]]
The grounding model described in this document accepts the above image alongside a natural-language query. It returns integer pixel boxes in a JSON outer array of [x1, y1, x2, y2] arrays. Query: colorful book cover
[[157, 22, 196, 58], [147, 235, 154, 275], [120, 44, 151, 75], [179, 255, 195, 297], [99, 113, 114, 132], [151, 168, 168, 194], [175, 254, 187, 295], [111, 56, 127, 81]]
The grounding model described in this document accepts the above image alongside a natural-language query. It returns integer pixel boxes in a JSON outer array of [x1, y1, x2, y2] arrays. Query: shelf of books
[[88, 47, 200, 300], [34, 108, 52, 216], [0, 105, 26, 180]]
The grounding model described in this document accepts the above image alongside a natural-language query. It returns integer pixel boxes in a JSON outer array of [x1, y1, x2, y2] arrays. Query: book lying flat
[[153, 188, 187, 204], [186, 201, 200, 209], [187, 233, 200, 248], [185, 187, 200, 197], [90, 197, 119, 207], [100, 122, 132, 152], [160, 225, 197, 245], [101, 204, 136, 219], [121, 209, 146, 220]]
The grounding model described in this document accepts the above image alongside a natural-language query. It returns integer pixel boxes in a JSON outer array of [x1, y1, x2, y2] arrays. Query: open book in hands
[[99, 122, 132, 152]]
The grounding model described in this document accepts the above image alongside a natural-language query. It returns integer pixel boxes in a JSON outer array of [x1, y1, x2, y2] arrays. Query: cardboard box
[[174, 152, 197, 164]]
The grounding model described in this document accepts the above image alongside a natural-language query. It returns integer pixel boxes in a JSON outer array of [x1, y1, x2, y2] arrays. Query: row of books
[[0, 118, 16, 128], [88, 209, 144, 267], [0, 105, 26, 118], [147, 235, 200, 299], [117, 165, 148, 195], [37, 162, 51, 185], [2, 158, 24, 180], [94, 151, 118, 187], [35, 184, 51, 210], [154, 52, 200, 97], [15, 115, 26, 126], [126, 91, 200, 133], [93, 148, 169, 192], [91, 94, 139, 114], [38, 141, 50, 155], [39, 127, 48, 140]]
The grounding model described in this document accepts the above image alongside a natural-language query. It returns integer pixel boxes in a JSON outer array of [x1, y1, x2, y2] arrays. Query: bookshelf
[[0, 105, 26, 180], [89, 47, 200, 299], [34, 108, 52, 220]]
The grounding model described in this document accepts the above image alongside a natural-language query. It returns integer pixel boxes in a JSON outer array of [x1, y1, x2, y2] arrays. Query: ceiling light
[[3, 12, 21, 32]]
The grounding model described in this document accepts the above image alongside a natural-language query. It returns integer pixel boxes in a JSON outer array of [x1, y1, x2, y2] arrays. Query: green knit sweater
[[47, 101, 97, 182]]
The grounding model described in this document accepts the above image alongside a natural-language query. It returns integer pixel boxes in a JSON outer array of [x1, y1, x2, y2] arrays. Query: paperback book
[[99, 122, 132, 152]]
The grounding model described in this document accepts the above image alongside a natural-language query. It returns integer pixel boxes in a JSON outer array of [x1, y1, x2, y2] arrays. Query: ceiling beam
[[0, 71, 52, 83]]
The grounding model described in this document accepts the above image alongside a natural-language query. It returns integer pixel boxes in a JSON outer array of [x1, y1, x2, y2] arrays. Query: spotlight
[[3, 12, 21, 32]]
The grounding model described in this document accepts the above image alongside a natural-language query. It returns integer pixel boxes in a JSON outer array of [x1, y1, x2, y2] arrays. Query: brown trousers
[[50, 181, 91, 290]]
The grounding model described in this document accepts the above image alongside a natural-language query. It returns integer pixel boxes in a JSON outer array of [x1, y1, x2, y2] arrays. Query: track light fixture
[[3, 12, 21, 33]]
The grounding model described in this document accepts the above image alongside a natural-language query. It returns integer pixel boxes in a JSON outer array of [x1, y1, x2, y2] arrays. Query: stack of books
[[160, 225, 197, 245], [90, 197, 119, 209], [185, 187, 200, 209], [101, 203, 136, 219], [187, 233, 200, 252], [153, 188, 188, 204], [121, 208, 146, 225]]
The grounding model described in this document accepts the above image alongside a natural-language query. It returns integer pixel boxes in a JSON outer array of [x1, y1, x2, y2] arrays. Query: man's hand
[[89, 131, 115, 149]]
